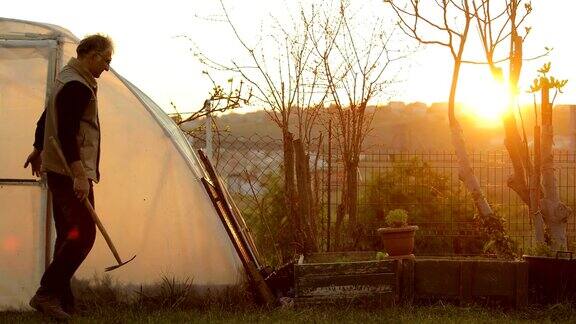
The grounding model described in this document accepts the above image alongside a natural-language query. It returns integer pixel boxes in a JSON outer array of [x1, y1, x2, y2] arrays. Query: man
[[23, 34, 113, 320]]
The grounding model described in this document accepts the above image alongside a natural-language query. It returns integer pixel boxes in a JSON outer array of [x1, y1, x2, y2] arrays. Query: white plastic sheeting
[[0, 183, 46, 310], [0, 18, 243, 310]]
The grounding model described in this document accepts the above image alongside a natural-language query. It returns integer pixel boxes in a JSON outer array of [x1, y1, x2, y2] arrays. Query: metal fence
[[194, 133, 576, 253]]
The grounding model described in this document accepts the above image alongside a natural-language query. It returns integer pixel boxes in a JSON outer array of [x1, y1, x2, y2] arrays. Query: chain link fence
[[190, 133, 284, 211], [191, 132, 576, 254]]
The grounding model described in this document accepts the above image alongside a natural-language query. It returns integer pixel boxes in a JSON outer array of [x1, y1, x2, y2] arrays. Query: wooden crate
[[414, 257, 528, 307], [294, 252, 403, 306]]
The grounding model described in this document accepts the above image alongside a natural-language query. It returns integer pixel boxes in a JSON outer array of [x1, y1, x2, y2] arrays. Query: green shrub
[[357, 156, 485, 255]]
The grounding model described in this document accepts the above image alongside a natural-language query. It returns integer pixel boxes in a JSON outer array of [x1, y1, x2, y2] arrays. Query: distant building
[[376, 104, 391, 113], [427, 102, 465, 116], [406, 101, 427, 115], [387, 101, 406, 113]]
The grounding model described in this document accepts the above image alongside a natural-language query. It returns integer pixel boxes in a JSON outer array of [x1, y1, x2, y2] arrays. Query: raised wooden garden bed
[[294, 252, 413, 306], [524, 252, 576, 303], [413, 257, 528, 307], [293, 253, 528, 307]]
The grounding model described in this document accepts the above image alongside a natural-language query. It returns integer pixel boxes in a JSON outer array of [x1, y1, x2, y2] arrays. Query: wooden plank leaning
[[197, 149, 277, 306]]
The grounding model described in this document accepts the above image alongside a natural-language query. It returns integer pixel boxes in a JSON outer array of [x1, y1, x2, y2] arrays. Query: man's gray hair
[[76, 34, 114, 58]]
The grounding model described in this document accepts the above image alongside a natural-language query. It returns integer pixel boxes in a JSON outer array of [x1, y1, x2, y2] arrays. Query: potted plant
[[377, 209, 418, 256]]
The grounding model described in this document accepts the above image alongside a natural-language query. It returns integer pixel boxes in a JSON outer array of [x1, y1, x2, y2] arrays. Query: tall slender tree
[[193, 1, 331, 255], [307, 0, 404, 248], [385, 0, 496, 229], [529, 63, 570, 248], [387, 0, 571, 252]]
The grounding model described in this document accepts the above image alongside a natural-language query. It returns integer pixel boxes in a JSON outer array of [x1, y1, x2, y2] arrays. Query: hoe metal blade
[[105, 255, 137, 272]]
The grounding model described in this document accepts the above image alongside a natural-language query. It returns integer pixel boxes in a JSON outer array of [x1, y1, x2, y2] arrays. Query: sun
[[458, 73, 510, 127]]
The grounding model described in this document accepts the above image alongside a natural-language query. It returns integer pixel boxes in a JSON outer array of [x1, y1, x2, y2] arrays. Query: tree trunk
[[504, 29, 530, 204], [334, 183, 347, 250], [346, 158, 359, 248], [503, 113, 530, 205], [500, 31, 548, 246], [294, 138, 318, 252], [530, 124, 545, 243], [450, 121, 493, 217], [540, 85, 570, 249], [282, 130, 301, 253], [503, 112, 547, 242], [448, 61, 494, 219]]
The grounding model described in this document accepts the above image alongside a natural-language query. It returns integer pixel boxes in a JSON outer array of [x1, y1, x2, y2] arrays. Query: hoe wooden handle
[[49, 136, 123, 264]]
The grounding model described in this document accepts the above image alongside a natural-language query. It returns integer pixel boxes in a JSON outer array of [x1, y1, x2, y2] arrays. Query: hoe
[[49, 136, 136, 272]]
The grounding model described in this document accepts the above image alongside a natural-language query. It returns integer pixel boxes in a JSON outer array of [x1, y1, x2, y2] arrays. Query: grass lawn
[[3, 277, 574, 323], [2, 303, 576, 323]]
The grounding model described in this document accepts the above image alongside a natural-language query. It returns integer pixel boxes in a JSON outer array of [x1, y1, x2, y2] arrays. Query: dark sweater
[[33, 81, 92, 163]]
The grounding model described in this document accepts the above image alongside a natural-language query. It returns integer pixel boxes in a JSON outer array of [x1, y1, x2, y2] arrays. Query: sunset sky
[[3, 0, 575, 124]]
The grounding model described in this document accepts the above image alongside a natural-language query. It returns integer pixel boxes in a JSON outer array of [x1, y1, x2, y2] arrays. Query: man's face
[[88, 48, 112, 78]]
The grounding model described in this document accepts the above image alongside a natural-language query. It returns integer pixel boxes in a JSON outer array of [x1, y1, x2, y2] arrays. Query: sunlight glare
[[459, 74, 509, 127]]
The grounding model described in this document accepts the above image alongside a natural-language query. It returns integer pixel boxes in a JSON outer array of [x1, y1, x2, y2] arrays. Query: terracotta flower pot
[[377, 225, 418, 256]]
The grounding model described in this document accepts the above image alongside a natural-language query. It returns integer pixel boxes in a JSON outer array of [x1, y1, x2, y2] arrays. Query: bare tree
[[385, 0, 499, 232], [306, 0, 404, 248], [193, 0, 332, 255], [529, 63, 570, 249], [175, 74, 251, 126], [170, 75, 251, 165], [383, 0, 508, 257], [387, 0, 570, 252], [468, 0, 570, 249], [471, 0, 543, 245]]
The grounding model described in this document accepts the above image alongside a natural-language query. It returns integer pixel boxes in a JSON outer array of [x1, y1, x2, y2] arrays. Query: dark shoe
[[29, 293, 71, 320]]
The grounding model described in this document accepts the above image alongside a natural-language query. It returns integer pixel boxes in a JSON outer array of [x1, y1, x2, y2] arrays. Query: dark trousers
[[37, 172, 96, 307]]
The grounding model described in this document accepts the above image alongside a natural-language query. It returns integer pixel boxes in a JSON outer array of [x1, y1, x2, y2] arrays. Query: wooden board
[[197, 150, 276, 306], [304, 251, 378, 263], [414, 258, 528, 307], [399, 257, 414, 304], [297, 273, 396, 296], [415, 260, 461, 296], [296, 260, 396, 277], [294, 252, 399, 306], [294, 293, 394, 307]]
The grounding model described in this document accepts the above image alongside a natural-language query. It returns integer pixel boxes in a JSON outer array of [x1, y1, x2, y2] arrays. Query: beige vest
[[42, 58, 101, 182]]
